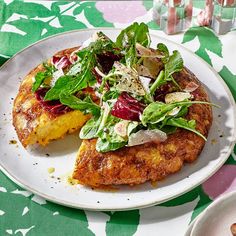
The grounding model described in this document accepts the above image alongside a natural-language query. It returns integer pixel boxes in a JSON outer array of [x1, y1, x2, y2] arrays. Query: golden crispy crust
[[73, 67, 213, 187], [12, 47, 87, 147]]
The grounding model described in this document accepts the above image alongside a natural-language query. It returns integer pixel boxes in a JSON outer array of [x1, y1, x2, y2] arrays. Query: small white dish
[[191, 191, 236, 236]]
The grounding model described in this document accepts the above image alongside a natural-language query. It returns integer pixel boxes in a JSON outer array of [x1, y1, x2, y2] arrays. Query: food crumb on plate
[[48, 167, 55, 174], [9, 139, 17, 144], [211, 138, 217, 144], [151, 181, 158, 188], [67, 175, 80, 186]]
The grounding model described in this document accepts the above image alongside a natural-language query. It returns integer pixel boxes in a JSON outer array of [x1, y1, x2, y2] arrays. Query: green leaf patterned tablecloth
[[0, 1, 235, 235]]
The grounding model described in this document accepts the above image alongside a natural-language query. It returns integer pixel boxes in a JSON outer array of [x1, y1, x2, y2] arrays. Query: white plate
[[0, 28, 235, 211], [191, 191, 236, 236]]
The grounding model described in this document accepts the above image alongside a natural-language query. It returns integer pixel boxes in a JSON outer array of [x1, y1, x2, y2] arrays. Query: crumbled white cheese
[[165, 92, 192, 116], [165, 92, 192, 104], [128, 129, 167, 146], [167, 107, 181, 116], [139, 76, 151, 93], [113, 62, 146, 96]]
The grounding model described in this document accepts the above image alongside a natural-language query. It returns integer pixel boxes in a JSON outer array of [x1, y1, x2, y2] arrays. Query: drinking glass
[[153, 0, 236, 34]]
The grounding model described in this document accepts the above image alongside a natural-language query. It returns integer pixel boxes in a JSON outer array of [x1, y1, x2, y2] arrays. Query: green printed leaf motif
[[191, 187, 212, 221], [159, 186, 202, 207], [0, 1, 112, 59], [219, 66, 236, 101], [142, 0, 153, 11], [146, 20, 161, 30], [159, 185, 212, 223], [182, 27, 222, 65], [105, 210, 140, 236], [225, 145, 236, 165], [0, 172, 94, 236], [81, 2, 113, 27], [0, 55, 9, 66]]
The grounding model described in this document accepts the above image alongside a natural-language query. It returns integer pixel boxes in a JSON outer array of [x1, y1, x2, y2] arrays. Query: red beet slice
[[111, 92, 145, 121], [52, 56, 71, 70], [97, 51, 121, 74], [35, 88, 72, 115]]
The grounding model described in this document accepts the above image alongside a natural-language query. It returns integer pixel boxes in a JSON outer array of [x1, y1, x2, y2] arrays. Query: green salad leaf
[[164, 50, 183, 80], [32, 72, 47, 92], [60, 93, 100, 116], [149, 49, 183, 95], [32, 63, 55, 92], [141, 100, 215, 126], [44, 32, 117, 101], [45, 53, 96, 101], [80, 31, 117, 55], [166, 117, 207, 141], [150, 70, 165, 95], [96, 138, 126, 153], [96, 114, 127, 152], [159, 125, 177, 135], [157, 43, 169, 62], [125, 45, 137, 68], [116, 22, 150, 67], [79, 116, 101, 139], [102, 90, 119, 102], [127, 121, 140, 136], [43, 75, 80, 101], [80, 102, 128, 152], [141, 100, 217, 140], [116, 22, 150, 48]]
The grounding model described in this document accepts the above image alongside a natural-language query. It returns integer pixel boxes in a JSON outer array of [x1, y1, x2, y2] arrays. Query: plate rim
[[0, 27, 236, 211]]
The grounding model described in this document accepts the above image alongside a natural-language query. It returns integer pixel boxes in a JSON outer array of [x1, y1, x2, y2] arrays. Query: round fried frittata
[[13, 46, 212, 188]]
